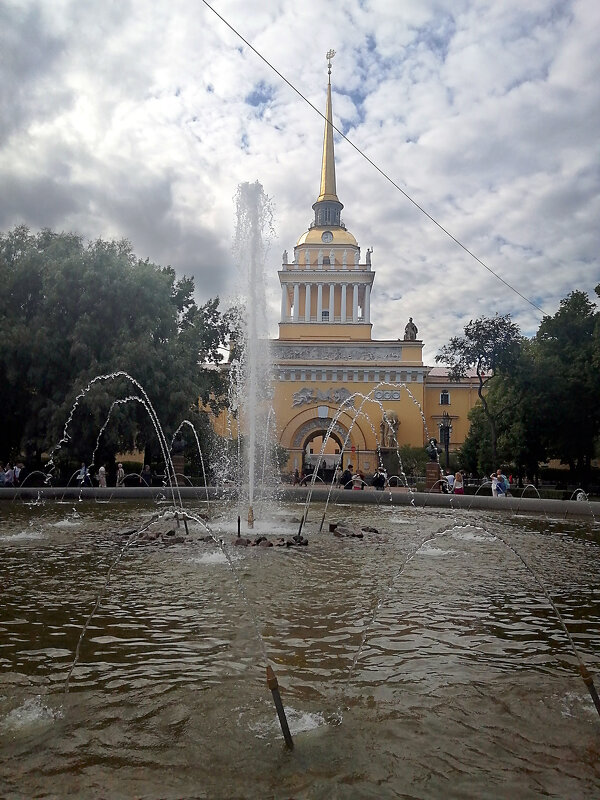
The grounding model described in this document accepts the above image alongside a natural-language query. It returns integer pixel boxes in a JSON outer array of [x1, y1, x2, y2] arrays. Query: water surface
[[1, 500, 599, 798]]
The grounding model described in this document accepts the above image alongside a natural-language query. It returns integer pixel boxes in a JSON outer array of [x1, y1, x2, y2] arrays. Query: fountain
[[228, 181, 275, 528], [1, 183, 599, 798]]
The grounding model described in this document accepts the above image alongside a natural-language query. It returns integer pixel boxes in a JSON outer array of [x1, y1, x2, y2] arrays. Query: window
[[440, 390, 450, 405], [322, 310, 329, 321], [323, 256, 330, 265]]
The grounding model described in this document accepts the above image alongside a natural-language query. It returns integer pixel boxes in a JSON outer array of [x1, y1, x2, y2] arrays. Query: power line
[[200, 0, 548, 318]]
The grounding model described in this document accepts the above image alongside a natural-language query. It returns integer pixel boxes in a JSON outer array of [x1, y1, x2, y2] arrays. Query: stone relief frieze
[[271, 343, 403, 362], [292, 387, 354, 407]]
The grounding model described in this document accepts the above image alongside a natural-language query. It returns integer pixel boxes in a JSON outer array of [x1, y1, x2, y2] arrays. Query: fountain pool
[[1, 499, 599, 799]]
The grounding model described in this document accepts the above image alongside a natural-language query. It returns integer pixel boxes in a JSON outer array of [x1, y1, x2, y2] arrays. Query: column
[[364, 284, 371, 324], [293, 284, 299, 321], [353, 284, 359, 323], [304, 283, 311, 322], [317, 283, 323, 321], [341, 284, 347, 323], [329, 284, 335, 322], [280, 285, 287, 322]]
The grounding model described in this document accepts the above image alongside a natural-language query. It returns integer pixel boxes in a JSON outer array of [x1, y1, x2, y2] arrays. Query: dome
[[296, 227, 358, 247]]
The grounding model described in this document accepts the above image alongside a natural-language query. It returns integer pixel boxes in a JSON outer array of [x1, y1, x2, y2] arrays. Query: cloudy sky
[[2, 0, 599, 363]]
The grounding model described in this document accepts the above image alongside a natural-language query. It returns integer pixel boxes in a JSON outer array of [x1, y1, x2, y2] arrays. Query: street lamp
[[441, 411, 452, 469]]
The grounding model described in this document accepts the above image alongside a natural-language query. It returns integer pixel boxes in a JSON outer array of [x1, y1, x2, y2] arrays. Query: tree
[[528, 290, 600, 486], [436, 314, 522, 464], [490, 341, 547, 484], [0, 226, 229, 475], [457, 403, 493, 477]]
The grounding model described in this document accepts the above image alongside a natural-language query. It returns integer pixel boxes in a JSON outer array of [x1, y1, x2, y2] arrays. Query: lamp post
[[441, 411, 452, 469]]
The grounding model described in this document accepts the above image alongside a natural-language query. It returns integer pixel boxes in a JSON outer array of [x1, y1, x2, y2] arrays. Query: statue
[[380, 410, 399, 448], [404, 317, 418, 341], [366, 247, 373, 266], [282, 250, 288, 264], [172, 436, 186, 454], [426, 438, 441, 462]]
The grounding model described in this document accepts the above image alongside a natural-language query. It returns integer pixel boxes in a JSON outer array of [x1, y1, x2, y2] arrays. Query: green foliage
[[0, 226, 229, 466], [451, 291, 600, 487], [529, 291, 600, 482], [395, 444, 428, 477], [457, 403, 494, 476], [436, 313, 522, 462]]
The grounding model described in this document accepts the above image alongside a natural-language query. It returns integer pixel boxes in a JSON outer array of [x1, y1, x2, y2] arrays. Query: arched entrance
[[285, 414, 368, 478], [299, 426, 344, 480]]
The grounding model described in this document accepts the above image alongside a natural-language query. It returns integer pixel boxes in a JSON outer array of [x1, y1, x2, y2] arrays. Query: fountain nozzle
[[248, 506, 254, 528], [266, 665, 294, 749], [578, 663, 600, 718]]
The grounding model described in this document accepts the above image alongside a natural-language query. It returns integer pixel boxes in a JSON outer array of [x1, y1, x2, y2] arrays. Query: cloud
[[0, 0, 598, 365]]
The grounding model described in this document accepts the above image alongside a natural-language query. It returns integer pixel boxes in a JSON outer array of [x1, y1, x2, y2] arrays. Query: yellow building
[[270, 62, 481, 477]]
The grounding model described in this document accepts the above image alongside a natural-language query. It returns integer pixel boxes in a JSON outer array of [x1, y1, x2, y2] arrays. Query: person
[[116, 463, 125, 487], [333, 464, 342, 487], [446, 471, 455, 492], [0, 464, 5, 487], [4, 463, 15, 487], [372, 468, 386, 490], [140, 464, 153, 486], [490, 472, 498, 497], [453, 470, 464, 494], [351, 470, 365, 490], [497, 469, 510, 495], [77, 463, 91, 487], [293, 468, 300, 486], [340, 464, 353, 490], [98, 464, 107, 488]]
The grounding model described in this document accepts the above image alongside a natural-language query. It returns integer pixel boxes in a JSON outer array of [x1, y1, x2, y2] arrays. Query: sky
[[1, 0, 599, 363]]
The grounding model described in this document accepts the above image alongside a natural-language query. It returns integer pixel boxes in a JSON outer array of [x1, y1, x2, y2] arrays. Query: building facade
[[270, 65, 480, 477]]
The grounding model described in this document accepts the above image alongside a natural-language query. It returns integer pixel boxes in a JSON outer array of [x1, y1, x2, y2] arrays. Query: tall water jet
[[231, 182, 274, 526]]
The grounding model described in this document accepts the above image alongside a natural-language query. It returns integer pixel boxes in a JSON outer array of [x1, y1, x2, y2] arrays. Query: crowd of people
[[0, 461, 157, 488], [0, 462, 24, 487], [2, 459, 513, 494], [442, 470, 465, 494], [291, 463, 512, 496], [77, 462, 154, 487]]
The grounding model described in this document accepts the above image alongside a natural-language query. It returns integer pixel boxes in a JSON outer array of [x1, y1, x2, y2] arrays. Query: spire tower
[[312, 50, 343, 227]]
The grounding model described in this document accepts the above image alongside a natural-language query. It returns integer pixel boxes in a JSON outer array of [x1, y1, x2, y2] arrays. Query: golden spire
[[317, 49, 339, 204]]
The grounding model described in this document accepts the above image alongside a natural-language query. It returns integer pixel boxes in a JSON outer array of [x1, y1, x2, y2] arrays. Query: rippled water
[[1, 500, 599, 799]]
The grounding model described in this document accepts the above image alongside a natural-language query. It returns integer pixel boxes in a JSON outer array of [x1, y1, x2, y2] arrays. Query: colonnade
[[280, 281, 371, 324]]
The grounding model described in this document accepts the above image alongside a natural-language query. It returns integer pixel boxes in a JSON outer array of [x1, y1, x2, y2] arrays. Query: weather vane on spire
[[326, 49, 336, 76]]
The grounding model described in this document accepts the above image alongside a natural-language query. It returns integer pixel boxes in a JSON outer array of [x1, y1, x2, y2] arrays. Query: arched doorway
[[288, 415, 365, 480]]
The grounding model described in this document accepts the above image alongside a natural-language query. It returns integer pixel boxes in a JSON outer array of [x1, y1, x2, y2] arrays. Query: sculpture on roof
[[404, 317, 418, 341]]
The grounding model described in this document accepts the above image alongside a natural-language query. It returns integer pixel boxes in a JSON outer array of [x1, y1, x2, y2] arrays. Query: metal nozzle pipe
[[266, 665, 294, 749], [578, 663, 600, 718]]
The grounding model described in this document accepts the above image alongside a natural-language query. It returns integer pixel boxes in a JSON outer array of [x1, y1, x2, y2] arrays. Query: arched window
[[440, 390, 450, 405]]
